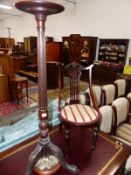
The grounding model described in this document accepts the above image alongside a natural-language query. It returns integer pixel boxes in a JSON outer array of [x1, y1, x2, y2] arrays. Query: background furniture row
[[0, 35, 129, 66], [79, 78, 131, 108], [0, 55, 64, 103], [0, 54, 130, 102]]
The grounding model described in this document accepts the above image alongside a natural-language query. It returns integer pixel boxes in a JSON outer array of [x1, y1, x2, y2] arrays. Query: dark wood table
[[26, 64, 37, 75], [0, 128, 130, 175]]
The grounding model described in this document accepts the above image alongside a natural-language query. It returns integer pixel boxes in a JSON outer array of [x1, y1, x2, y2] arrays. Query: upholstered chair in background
[[112, 97, 131, 146], [114, 79, 126, 98], [99, 105, 113, 134], [79, 85, 103, 107], [102, 84, 116, 105]]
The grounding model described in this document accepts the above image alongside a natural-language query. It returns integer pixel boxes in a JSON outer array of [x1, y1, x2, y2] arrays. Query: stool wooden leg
[[26, 81, 28, 103]]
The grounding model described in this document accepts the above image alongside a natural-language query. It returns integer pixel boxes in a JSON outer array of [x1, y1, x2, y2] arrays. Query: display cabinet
[[0, 37, 15, 53], [24, 36, 37, 53], [62, 34, 98, 66], [98, 39, 129, 65]]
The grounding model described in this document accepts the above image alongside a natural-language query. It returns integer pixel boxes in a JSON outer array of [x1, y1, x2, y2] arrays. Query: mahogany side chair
[[58, 62, 101, 153]]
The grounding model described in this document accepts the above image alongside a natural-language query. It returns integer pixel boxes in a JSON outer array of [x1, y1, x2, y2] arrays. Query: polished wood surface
[[92, 64, 118, 85], [0, 129, 130, 175], [46, 42, 62, 62]]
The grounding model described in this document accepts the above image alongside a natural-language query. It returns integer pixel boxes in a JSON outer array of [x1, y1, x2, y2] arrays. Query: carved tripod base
[[25, 140, 79, 175]]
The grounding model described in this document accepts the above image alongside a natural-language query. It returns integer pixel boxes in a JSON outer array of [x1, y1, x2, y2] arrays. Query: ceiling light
[[0, 4, 13, 10]]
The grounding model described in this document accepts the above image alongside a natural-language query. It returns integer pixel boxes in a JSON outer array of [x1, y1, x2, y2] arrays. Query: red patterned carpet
[[0, 79, 38, 117], [0, 97, 37, 117]]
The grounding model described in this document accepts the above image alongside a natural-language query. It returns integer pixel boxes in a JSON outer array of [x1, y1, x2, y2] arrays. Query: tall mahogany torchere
[[15, 1, 79, 175]]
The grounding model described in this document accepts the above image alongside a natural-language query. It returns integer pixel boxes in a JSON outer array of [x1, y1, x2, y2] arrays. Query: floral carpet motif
[[29, 81, 88, 102], [0, 80, 87, 117], [0, 97, 37, 117]]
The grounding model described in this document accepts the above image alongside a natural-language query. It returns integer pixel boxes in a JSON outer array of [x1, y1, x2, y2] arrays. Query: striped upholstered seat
[[61, 104, 99, 125], [116, 123, 131, 143]]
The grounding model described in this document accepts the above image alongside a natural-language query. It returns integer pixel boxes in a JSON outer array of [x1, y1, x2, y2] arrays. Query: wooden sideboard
[[92, 64, 119, 85]]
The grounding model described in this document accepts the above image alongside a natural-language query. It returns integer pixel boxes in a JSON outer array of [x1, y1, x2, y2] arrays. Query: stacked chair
[[114, 78, 131, 114], [101, 84, 116, 105], [79, 85, 103, 107], [59, 63, 131, 172], [99, 105, 113, 134], [112, 97, 131, 146], [114, 79, 127, 98], [81, 77, 131, 174]]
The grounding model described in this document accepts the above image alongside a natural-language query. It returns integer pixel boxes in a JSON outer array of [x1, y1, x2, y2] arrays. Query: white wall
[[0, 0, 131, 64]]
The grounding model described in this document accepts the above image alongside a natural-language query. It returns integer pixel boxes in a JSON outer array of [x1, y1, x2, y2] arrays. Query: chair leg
[[59, 123, 63, 131], [64, 124, 70, 153], [92, 125, 99, 150]]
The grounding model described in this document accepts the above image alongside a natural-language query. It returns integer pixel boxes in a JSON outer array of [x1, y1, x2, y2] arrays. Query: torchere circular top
[[15, 0, 64, 16]]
